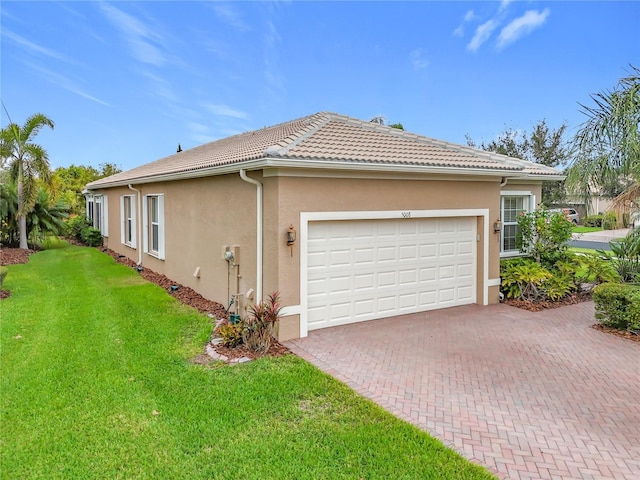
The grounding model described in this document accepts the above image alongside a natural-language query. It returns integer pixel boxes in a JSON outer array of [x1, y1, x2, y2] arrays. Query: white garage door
[[307, 217, 476, 330]]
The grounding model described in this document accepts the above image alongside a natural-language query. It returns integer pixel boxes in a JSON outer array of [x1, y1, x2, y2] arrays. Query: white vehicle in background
[[549, 208, 580, 224]]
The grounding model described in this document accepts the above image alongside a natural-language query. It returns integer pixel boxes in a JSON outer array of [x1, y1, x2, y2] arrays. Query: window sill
[[144, 251, 164, 261], [500, 251, 526, 258]]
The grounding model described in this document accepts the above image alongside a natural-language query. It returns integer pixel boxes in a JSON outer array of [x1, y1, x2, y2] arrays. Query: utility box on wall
[[221, 245, 240, 265]]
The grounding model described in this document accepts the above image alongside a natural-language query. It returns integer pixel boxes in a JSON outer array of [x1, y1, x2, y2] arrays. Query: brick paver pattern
[[285, 302, 639, 480]]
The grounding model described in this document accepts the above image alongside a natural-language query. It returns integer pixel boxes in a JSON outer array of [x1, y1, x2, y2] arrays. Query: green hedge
[[583, 214, 603, 227], [81, 227, 103, 247], [593, 283, 640, 331]]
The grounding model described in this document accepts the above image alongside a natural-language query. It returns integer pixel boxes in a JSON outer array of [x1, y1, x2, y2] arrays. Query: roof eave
[[509, 173, 567, 181], [84, 157, 544, 190]]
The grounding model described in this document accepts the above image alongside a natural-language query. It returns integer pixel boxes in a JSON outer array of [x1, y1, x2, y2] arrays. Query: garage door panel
[[377, 271, 397, 287], [399, 268, 417, 285], [377, 246, 397, 262], [377, 296, 397, 313], [420, 244, 437, 259], [307, 217, 477, 330]]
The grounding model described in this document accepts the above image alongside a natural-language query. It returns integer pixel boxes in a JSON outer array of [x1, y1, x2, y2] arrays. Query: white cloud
[[99, 3, 167, 66], [211, 3, 249, 31], [263, 19, 286, 97], [410, 49, 429, 70], [204, 104, 249, 119], [453, 9, 476, 37], [2, 29, 74, 63], [497, 9, 550, 50], [464, 9, 477, 22], [499, 0, 514, 13], [467, 19, 498, 52], [24, 61, 109, 106]]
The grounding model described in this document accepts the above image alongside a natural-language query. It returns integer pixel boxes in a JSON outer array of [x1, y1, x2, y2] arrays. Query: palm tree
[[567, 65, 640, 213], [0, 113, 55, 249]]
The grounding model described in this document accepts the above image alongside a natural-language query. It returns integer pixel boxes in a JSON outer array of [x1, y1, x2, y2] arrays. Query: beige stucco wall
[[93, 172, 544, 341], [93, 174, 261, 317]]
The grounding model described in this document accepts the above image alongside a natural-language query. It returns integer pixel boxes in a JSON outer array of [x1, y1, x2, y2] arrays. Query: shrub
[[65, 215, 92, 240], [583, 214, 603, 227], [217, 322, 244, 348], [572, 252, 619, 285], [593, 283, 640, 331], [501, 259, 552, 301], [243, 291, 282, 353], [0, 266, 7, 288], [517, 207, 573, 266], [81, 227, 103, 247], [602, 211, 618, 230], [542, 274, 574, 301], [606, 228, 640, 283]]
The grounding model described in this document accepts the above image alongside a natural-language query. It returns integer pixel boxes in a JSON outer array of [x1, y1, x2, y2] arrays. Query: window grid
[[501, 196, 528, 253]]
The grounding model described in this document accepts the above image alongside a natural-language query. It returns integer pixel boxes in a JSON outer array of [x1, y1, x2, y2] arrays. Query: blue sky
[[2, 0, 639, 171]]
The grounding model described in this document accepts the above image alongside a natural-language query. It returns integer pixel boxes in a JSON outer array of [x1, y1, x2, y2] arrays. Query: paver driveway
[[285, 302, 639, 480]]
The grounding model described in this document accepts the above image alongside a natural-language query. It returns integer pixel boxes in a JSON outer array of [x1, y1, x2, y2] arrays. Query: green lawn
[[572, 226, 603, 234], [1, 245, 494, 480]]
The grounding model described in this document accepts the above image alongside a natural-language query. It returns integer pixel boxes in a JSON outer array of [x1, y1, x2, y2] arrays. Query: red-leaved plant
[[243, 291, 282, 353]]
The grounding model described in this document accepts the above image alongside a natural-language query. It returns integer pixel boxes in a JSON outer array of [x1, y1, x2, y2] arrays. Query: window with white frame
[[120, 195, 137, 248], [500, 193, 534, 255], [86, 196, 94, 224], [86, 194, 108, 236], [143, 194, 164, 259]]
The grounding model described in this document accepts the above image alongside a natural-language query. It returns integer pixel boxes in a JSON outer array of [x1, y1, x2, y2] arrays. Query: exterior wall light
[[287, 224, 296, 256], [494, 219, 502, 233]]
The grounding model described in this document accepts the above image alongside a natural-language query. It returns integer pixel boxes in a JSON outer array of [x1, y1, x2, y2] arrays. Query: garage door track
[[285, 302, 639, 480]]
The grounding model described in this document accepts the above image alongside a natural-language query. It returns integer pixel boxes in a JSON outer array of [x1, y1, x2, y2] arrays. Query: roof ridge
[[264, 112, 333, 156]]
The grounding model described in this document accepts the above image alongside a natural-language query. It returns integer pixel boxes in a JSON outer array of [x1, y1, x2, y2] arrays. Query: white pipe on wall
[[239, 170, 263, 302], [128, 184, 143, 266]]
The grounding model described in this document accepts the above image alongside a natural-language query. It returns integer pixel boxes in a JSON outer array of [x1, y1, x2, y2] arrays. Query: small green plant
[[0, 266, 8, 288], [583, 214, 603, 228], [501, 259, 552, 301], [81, 227, 103, 247], [542, 274, 574, 301], [572, 252, 619, 285], [602, 211, 618, 230], [217, 321, 244, 347], [593, 283, 640, 331], [604, 228, 640, 283], [65, 215, 92, 241], [243, 291, 283, 353]]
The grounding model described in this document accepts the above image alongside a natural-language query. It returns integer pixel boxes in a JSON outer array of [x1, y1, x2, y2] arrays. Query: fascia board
[[85, 156, 550, 190]]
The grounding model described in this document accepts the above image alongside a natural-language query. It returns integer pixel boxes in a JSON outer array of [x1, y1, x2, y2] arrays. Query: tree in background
[[0, 113, 55, 249], [567, 65, 640, 212], [53, 163, 121, 215], [370, 116, 405, 130], [466, 120, 569, 206]]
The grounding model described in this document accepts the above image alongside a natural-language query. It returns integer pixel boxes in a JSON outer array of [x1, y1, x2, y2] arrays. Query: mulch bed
[[0, 248, 36, 266], [502, 291, 592, 312], [591, 323, 640, 343]]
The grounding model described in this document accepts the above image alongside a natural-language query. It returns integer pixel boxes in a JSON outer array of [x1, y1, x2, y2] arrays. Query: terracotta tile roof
[[87, 112, 562, 188]]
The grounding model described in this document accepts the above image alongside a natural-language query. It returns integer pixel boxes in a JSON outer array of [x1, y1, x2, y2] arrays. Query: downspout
[[499, 177, 508, 187], [128, 184, 143, 266], [239, 170, 263, 302]]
